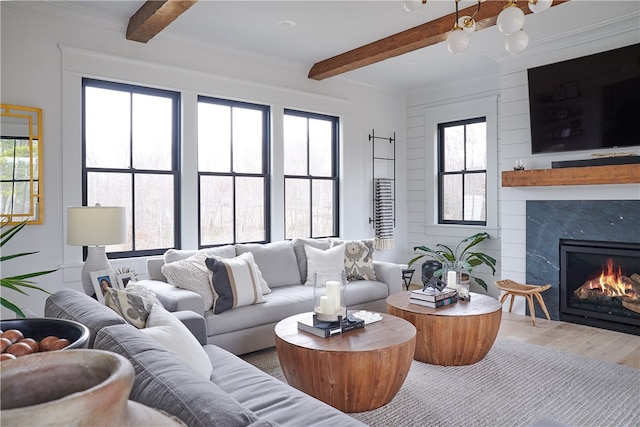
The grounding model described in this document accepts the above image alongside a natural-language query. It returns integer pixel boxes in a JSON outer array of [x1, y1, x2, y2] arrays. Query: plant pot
[[421, 260, 442, 286], [0, 349, 184, 426]]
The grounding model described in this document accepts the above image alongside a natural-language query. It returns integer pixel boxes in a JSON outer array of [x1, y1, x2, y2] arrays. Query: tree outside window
[[83, 79, 180, 257], [197, 97, 269, 246], [438, 117, 487, 225], [283, 110, 339, 239]]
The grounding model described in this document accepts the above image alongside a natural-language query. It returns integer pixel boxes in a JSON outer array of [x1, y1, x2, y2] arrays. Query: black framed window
[[438, 117, 487, 226], [283, 109, 339, 239], [197, 96, 270, 246], [82, 78, 180, 258]]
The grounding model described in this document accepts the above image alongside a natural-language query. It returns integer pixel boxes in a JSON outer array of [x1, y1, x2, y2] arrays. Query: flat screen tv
[[528, 43, 640, 154]]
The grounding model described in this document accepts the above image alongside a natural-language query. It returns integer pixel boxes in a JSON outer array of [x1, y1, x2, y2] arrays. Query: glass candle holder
[[313, 270, 347, 322], [458, 282, 471, 302], [443, 261, 461, 291]]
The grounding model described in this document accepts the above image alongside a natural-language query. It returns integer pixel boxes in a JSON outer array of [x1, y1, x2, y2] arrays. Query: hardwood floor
[[497, 311, 640, 369]]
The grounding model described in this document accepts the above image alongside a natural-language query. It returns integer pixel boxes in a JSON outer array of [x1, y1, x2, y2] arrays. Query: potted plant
[[1, 220, 57, 317], [408, 232, 497, 291]]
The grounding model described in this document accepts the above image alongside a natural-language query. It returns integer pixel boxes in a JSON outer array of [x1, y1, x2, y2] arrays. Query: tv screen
[[528, 43, 640, 154]]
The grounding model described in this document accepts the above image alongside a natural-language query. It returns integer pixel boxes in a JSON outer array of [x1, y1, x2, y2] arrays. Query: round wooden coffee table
[[274, 312, 416, 413], [386, 291, 502, 366]]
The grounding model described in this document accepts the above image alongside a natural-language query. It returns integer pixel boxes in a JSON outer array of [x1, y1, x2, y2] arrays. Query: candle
[[447, 270, 457, 287], [325, 280, 341, 311], [319, 296, 335, 314]]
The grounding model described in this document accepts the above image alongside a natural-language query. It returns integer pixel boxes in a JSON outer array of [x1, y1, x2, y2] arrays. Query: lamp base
[[81, 246, 112, 296]]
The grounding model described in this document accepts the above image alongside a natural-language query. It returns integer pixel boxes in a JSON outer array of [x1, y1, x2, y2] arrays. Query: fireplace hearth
[[559, 239, 640, 335]]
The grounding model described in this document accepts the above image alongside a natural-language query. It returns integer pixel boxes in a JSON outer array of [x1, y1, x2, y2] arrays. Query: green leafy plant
[[1, 220, 57, 317], [408, 232, 497, 291]]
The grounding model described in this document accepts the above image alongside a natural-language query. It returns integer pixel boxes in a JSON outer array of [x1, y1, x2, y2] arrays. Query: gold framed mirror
[[1, 104, 43, 225]]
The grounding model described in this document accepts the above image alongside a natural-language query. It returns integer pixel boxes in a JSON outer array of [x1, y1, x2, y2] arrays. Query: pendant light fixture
[[405, 0, 554, 55]]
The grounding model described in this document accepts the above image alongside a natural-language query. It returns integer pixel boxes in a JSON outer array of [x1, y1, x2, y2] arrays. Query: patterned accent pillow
[[161, 252, 215, 311], [104, 286, 158, 328], [344, 239, 379, 281], [205, 252, 266, 314]]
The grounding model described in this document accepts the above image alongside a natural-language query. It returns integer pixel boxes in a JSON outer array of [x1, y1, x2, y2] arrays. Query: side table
[[401, 268, 415, 291]]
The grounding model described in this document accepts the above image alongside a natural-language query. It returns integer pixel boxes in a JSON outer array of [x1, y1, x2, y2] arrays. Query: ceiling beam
[[308, 0, 568, 81], [127, 0, 198, 43]]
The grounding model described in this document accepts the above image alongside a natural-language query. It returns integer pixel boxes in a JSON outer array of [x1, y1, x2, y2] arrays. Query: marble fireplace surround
[[526, 200, 640, 321]]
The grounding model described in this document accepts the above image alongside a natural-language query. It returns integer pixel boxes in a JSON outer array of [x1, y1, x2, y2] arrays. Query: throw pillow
[[104, 286, 157, 328], [161, 252, 215, 311], [235, 241, 301, 288], [344, 239, 379, 281], [205, 252, 266, 314], [303, 243, 346, 285], [163, 245, 236, 264], [291, 238, 333, 285], [140, 304, 213, 380]]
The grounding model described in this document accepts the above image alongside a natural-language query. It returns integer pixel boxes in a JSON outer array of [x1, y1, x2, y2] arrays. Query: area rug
[[241, 337, 640, 427]]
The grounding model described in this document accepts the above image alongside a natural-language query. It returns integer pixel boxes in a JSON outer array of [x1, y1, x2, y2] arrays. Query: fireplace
[[559, 239, 640, 335]]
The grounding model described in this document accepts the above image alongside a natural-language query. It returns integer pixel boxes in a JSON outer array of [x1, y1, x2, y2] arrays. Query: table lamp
[[67, 204, 126, 296]]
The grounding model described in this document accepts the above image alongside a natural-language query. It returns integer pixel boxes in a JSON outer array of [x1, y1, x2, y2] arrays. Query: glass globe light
[[447, 27, 470, 54], [528, 0, 552, 14], [403, 0, 424, 13], [497, 5, 525, 35], [504, 29, 530, 54], [458, 16, 476, 35]]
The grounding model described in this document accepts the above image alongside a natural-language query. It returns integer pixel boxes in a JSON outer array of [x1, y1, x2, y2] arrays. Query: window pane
[[233, 108, 263, 174], [200, 175, 234, 245], [464, 173, 486, 221], [132, 94, 173, 170], [198, 103, 231, 173], [283, 115, 307, 176], [312, 179, 334, 237], [135, 174, 174, 250], [466, 122, 487, 170], [285, 178, 310, 239], [443, 125, 465, 172], [87, 171, 132, 252], [442, 174, 462, 221], [85, 87, 130, 168], [236, 177, 265, 242], [309, 119, 332, 176]]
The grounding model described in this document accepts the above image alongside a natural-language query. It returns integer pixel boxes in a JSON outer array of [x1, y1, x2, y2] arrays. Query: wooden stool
[[495, 279, 551, 327]]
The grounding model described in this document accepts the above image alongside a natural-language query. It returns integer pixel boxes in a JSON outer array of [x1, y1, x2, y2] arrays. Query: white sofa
[[137, 238, 402, 355]]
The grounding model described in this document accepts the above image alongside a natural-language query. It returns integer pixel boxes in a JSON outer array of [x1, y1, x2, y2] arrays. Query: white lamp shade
[[529, 0, 552, 14], [67, 206, 126, 246], [504, 29, 530, 54], [403, 0, 423, 13], [497, 5, 525, 35], [447, 28, 470, 54]]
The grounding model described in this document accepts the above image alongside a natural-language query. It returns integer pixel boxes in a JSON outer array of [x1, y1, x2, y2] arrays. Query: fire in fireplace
[[560, 239, 640, 335]]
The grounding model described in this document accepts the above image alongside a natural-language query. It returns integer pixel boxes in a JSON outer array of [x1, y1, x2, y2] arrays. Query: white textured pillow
[[205, 252, 266, 314], [161, 252, 214, 311], [140, 304, 212, 379], [304, 243, 346, 285]]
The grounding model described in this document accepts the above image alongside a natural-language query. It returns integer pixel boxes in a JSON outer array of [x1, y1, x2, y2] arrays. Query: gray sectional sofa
[[44, 289, 366, 427], [137, 238, 402, 355]]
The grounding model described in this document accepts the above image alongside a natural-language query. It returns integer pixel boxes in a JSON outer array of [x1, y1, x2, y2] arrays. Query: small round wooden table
[[274, 312, 416, 413], [386, 291, 502, 366]]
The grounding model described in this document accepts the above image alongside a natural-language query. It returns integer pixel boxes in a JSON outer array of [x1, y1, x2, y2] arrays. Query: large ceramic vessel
[[0, 349, 184, 426]]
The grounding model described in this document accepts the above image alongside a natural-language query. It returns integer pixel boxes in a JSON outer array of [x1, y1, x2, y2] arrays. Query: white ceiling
[[28, 1, 640, 90]]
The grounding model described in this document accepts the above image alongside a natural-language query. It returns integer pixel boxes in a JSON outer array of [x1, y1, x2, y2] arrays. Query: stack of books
[[297, 314, 365, 338], [410, 287, 458, 308]]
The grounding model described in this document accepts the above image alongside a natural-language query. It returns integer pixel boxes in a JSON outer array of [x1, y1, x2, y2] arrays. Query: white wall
[[494, 16, 640, 313], [0, 3, 407, 316], [405, 7, 640, 304]]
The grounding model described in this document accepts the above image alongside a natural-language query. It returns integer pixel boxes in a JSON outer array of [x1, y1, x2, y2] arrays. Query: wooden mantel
[[502, 164, 640, 187]]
